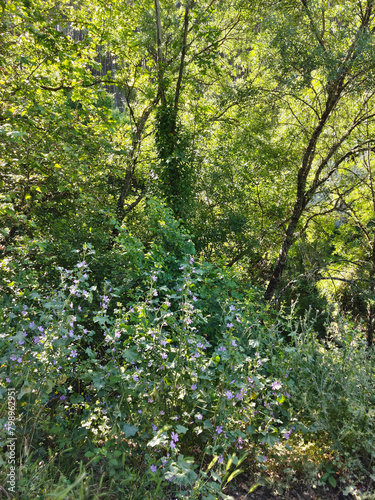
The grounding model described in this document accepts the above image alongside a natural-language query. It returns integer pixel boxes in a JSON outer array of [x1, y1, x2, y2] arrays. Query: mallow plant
[[0, 244, 291, 498]]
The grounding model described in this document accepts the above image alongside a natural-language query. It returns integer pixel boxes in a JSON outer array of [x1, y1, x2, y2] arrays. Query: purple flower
[[170, 441, 176, 449], [18, 340, 24, 345], [70, 349, 77, 358], [226, 323, 234, 328], [229, 305, 235, 311], [171, 431, 178, 442], [6, 378, 11, 384], [115, 331, 121, 339], [218, 346, 226, 352], [216, 426, 223, 434], [133, 374, 139, 382], [218, 455, 224, 464], [232, 340, 237, 347], [235, 437, 244, 449], [10, 354, 17, 361], [225, 391, 234, 400], [196, 413, 203, 420], [152, 425, 158, 432], [60, 396, 66, 401], [150, 464, 157, 473], [193, 295, 198, 302], [161, 353, 167, 359], [191, 383, 197, 390], [38, 326, 44, 333], [151, 275, 157, 282], [17, 357, 22, 363]]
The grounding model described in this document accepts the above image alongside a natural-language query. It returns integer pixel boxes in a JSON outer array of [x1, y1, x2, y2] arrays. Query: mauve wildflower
[[192, 295, 198, 302], [225, 391, 234, 400], [236, 316, 241, 322], [154, 290, 158, 296], [196, 413, 203, 420], [70, 302, 74, 309], [218, 455, 224, 464], [152, 425, 158, 432], [18, 340, 24, 345], [60, 395, 66, 401], [226, 323, 234, 328], [232, 340, 237, 347], [150, 465, 157, 473], [166, 300, 171, 306], [216, 426, 223, 434], [21, 310, 27, 316], [229, 305, 235, 311], [170, 441, 176, 449], [191, 383, 197, 390], [218, 346, 226, 352], [171, 432, 178, 442], [6, 378, 11, 384], [70, 350, 77, 358], [133, 374, 139, 382], [29, 321, 35, 329], [161, 352, 168, 359], [10, 354, 17, 361], [115, 331, 121, 339], [17, 357, 22, 363], [235, 437, 244, 449]]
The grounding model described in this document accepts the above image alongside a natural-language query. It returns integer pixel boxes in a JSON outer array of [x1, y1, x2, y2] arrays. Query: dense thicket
[[1, 1, 374, 498]]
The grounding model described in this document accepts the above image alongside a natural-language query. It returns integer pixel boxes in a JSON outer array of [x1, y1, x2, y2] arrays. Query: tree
[[254, 0, 375, 301]]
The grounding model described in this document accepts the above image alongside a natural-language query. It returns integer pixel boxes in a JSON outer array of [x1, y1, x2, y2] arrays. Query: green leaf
[[328, 475, 337, 488], [176, 425, 188, 435], [122, 423, 138, 437], [224, 468, 243, 485]]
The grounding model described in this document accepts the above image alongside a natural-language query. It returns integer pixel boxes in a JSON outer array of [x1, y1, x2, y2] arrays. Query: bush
[[0, 238, 290, 498]]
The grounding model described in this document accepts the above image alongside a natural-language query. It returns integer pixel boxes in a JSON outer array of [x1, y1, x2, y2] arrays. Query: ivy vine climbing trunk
[[154, 0, 192, 219]]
